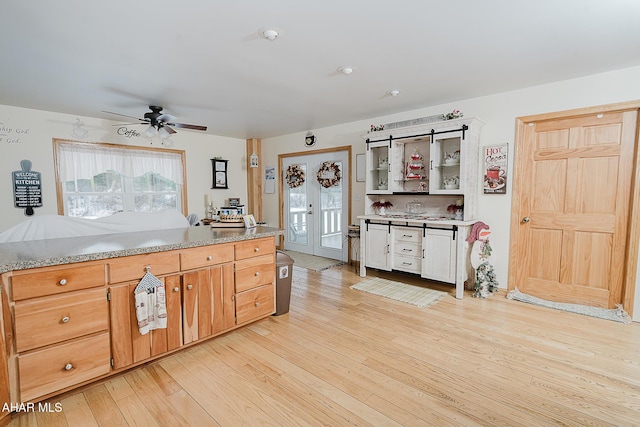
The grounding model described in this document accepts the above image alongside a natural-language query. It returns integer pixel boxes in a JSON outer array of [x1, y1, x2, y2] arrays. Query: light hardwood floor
[[8, 264, 640, 426]]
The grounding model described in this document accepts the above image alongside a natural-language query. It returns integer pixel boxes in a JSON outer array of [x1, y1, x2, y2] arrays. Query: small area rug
[[506, 288, 631, 324], [350, 278, 447, 308], [284, 250, 344, 272]]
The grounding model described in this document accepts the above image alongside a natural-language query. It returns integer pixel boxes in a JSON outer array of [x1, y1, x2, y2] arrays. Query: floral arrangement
[[447, 198, 464, 214], [372, 199, 393, 209], [370, 124, 385, 132], [443, 109, 463, 120]]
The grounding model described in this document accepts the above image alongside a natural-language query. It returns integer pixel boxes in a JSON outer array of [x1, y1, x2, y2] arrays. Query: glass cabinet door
[[429, 131, 463, 194], [366, 141, 391, 194]]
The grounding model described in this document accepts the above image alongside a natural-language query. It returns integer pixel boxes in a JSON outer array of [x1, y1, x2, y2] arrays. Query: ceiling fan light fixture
[[158, 126, 170, 139], [144, 124, 157, 138]]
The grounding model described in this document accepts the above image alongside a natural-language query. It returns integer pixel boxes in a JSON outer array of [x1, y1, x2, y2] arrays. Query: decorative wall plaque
[[12, 159, 42, 216]]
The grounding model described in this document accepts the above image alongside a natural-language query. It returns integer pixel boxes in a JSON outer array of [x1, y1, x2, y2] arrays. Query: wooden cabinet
[[364, 222, 391, 271], [109, 249, 236, 369], [234, 238, 276, 325], [0, 235, 278, 407], [6, 260, 110, 401], [422, 227, 457, 284]]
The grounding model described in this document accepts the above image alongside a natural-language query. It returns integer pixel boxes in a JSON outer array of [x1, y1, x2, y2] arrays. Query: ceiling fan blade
[[102, 110, 145, 121], [111, 122, 146, 126], [164, 125, 177, 135], [169, 122, 208, 131], [157, 113, 178, 123]]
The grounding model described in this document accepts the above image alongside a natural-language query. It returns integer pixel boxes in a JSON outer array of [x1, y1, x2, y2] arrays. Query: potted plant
[[372, 199, 393, 215]]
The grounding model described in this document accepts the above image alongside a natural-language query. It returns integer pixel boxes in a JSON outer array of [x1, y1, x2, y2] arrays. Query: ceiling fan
[[103, 105, 207, 138]]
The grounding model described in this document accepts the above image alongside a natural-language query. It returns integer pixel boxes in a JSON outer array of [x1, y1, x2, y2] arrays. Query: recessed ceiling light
[[262, 29, 280, 41], [388, 90, 400, 97], [338, 66, 354, 75]]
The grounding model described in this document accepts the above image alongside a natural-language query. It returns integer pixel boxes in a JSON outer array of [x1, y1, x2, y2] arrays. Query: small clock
[[305, 134, 316, 147]]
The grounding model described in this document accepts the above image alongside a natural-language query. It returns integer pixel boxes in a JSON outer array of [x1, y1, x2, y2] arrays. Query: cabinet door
[[422, 228, 457, 283], [109, 275, 182, 369], [366, 141, 392, 194], [212, 264, 235, 333], [429, 130, 463, 195], [182, 269, 209, 345], [365, 223, 391, 271]]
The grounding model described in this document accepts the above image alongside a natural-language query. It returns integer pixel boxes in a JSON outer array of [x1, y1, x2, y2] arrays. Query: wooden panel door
[[510, 108, 638, 308]]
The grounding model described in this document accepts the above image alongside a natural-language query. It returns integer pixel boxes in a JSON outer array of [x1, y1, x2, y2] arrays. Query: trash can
[[274, 250, 294, 315]]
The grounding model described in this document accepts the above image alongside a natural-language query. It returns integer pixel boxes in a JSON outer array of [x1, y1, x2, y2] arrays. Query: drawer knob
[[402, 248, 413, 252], [254, 247, 260, 252], [64, 363, 73, 371], [254, 271, 260, 276], [403, 234, 412, 237], [187, 284, 193, 290], [61, 316, 70, 323], [59, 279, 67, 286], [207, 256, 213, 261], [173, 287, 179, 292]]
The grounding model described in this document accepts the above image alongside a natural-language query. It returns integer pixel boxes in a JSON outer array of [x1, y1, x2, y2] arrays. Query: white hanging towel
[[134, 269, 168, 335]]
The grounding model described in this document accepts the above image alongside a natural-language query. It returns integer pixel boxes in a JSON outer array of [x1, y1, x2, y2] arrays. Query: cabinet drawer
[[235, 237, 275, 260], [18, 332, 111, 402], [235, 260, 275, 293], [108, 251, 180, 283], [394, 241, 421, 258], [393, 255, 422, 274], [181, 244, 234, 270], [14, 288, 108, 353], [11, 263, 105, 301], [235, 284, 275, 325], [394, 228, 422, 243]]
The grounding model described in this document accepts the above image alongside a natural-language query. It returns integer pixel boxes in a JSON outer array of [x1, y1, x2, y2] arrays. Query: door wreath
[[285, 164, 305, 188], [316, 161, 341, 188]]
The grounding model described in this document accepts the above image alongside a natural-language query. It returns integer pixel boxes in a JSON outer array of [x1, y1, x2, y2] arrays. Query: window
[[54, 140, 187, 219]]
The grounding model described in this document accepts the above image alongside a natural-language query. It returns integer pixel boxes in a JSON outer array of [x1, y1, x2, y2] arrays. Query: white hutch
[[358, 117, 483, 298]]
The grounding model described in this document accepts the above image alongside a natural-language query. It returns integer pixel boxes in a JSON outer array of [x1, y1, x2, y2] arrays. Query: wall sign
[[483, 144, 508, 194], [13, 159, 42, 216]]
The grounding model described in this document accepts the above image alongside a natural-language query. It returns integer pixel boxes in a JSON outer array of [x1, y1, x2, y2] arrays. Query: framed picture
[[244, 214, 257, 229], [228, 197, 240, 207], [211, 159, 228, 189], [483, 144, 508, 194]]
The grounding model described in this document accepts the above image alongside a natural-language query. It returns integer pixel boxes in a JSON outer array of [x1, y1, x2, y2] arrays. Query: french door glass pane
[[288, 164, 308, 244], [320, 161, 342, 250]]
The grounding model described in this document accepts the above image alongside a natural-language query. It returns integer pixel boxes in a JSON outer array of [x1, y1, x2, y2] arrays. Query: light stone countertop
[[0, 226, 283, 273], [357, 214, 476, 227]]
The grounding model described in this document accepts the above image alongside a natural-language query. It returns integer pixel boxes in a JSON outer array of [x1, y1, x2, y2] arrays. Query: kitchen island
[[0, 225, 282, 423]]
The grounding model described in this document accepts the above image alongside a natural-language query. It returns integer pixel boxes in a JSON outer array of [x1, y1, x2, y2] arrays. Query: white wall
[[261, 65, 640, 321], [0, 105, 247, 230]]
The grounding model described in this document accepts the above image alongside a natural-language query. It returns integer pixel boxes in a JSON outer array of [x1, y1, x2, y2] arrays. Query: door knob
[[307, 211, 313, 215], [522, 217, 530, 223]]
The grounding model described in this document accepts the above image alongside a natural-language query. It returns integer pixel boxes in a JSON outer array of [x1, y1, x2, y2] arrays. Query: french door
[[282, 150, 349, 261]]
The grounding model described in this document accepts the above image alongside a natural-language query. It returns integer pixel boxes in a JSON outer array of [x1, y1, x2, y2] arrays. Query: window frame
[[53, 139, 188, 217]]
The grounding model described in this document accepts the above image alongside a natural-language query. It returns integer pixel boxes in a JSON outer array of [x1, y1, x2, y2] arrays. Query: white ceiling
[[1, 1, 639, 139]]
